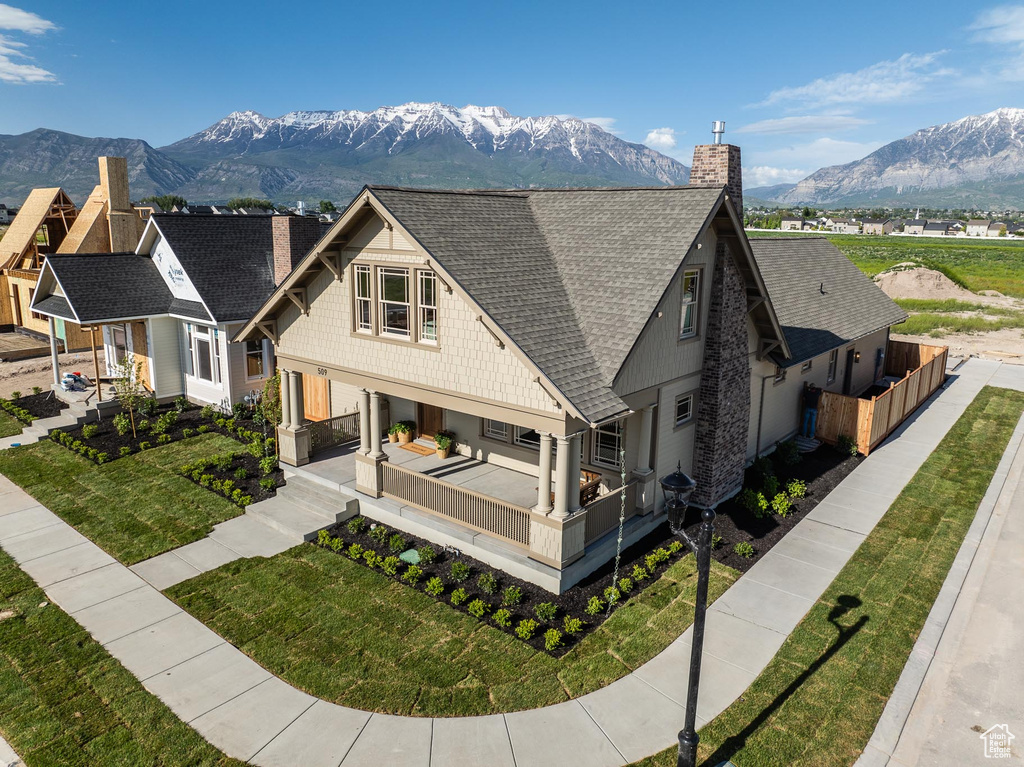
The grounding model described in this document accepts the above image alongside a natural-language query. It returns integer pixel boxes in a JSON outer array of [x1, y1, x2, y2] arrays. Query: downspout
[[755, 371, 774, 457]]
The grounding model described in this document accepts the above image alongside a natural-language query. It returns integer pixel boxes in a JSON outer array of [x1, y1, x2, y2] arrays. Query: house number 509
[[316, 367, 328, 376]]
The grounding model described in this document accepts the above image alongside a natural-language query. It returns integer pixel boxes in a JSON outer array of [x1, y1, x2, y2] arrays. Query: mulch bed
[[8, 392, 68, 420]]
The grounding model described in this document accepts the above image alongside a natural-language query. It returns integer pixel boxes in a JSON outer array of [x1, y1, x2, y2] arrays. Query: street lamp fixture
[[659, 463, 716, 767]]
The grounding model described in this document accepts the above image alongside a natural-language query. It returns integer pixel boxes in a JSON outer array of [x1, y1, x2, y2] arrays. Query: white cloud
[[750, 137, 885, 171], [745, 166, 810, 188], [736, 115, 871, 135], [761, 52, 950, 107], [583, 116, 618, 133], [970, 5, 1024, 43], [0, 4, 57, 84], [644, 127, 677, 150]]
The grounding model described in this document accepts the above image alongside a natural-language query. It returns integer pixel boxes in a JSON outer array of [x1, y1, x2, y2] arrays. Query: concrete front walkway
[[0, 358, 1020, 766]]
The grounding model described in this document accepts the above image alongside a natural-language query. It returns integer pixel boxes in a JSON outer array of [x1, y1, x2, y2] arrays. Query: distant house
[[1009, 223, 1024, 236], [988, 221, 1007, 236], [801, 219, 819, 230], [904, 219, 927, 235], [966, 219, 990, 236], [923, 221, 954, 236], [780, 216, 804, 231], [861, 218, 893, 235], [183, 205, 215, 215], [831, 218, 860, 234], [0, 204, 18, 225]]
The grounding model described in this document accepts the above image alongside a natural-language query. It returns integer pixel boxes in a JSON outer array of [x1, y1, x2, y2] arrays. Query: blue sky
[[2, 1, 1024, 187]]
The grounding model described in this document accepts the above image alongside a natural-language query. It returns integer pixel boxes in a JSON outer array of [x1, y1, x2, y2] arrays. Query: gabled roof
[[907, 219, 928, 226], [967, 219, 990, 225], [750, 238, 908, 367], [241, 185, 787, 424], [149, 214, 276, 323], [0, 187, 75, 269], [862, 218, 890, 224]]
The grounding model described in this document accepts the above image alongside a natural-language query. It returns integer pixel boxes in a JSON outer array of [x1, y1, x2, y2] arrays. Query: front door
[[417, 403, 443, 439], [842, 347, 856, 395], [302, 374, 330, 422]]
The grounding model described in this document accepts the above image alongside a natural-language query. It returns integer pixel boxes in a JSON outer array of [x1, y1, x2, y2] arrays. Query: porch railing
[[309, 412, 360, 453], [381, 462, 532, 548], [582, 481, 638, 546]]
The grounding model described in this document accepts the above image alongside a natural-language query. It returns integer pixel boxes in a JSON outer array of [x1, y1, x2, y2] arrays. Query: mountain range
[[0, 103, 690, 205]]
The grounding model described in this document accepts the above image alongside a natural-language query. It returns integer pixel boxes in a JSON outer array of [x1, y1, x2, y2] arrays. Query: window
[[418, 271, 438, 344], [827, 349, 838, 384], [592, 422, 623, 468], [355, 265, 372, 332], [28, 288, 43, 321], [484, 419, 508, 440], [514, 426, 541, 450], [186, 324, 221, 384], [675, 394, 694, 426], [679, 269, 700, 339], [378, 267, 411, 337], [801, 360, 813, 374], [111, 325, 128, 367], [245, 339, 266, 379], [774, 366, 786, 384]]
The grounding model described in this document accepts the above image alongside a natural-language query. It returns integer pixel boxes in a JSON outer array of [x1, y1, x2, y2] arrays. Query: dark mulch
[[318, 517, 694, 656], [11, 392, 68, 419], [176, 450, 285, 507], [707, 445, 863, 572]]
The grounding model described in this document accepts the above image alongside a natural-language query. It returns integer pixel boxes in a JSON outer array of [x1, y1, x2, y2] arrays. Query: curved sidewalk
[[0, 358, 1017, 767]]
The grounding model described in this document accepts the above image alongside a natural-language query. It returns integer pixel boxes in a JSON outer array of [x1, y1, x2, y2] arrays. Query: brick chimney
[[689, 121, 742, 217], [273, 215, 323, 285]]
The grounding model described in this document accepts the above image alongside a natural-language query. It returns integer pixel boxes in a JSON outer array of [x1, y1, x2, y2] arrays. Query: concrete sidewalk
[[0, 358, 1021, 766]]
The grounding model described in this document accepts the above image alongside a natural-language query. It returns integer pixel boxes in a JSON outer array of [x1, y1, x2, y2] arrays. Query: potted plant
[[387, 424, 400, 443], [394, 421, 415, 444], [434, 430, 455, 459]]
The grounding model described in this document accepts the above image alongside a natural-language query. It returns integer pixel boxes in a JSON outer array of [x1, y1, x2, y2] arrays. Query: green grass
[[897, 312, 1024, 337], [166, 545, 739, 716], [0, 410, 22, 439], [633, 386, 1024, 767], [0, 547, 241, 766], [0, 434, 243, 565]]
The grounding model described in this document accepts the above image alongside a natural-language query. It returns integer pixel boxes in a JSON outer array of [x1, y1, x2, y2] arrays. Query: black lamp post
[[660, 463, 715, 767]]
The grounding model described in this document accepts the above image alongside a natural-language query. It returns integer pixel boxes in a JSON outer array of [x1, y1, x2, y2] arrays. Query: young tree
[[227, 197, 275, 211], [260, 371, 282, 427], [319, 199, 337, 213], [140, 194, 187, 210], [111, 352, 146, 438]]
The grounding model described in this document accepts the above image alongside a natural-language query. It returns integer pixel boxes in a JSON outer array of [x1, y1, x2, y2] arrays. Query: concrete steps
[[0, 401, 99, 448], [245, 476, 359, 542]]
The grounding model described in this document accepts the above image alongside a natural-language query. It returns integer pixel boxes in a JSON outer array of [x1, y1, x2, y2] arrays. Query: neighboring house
[[235, 140, 906, 592], [830, 218, 860, 234], [966, 219, 990, 236], [801, 219, 819, 231], [904, 219, 927, 235], [780, 216, 803, 231], [861, 218, 893, 235], [923, 221, 951, 236], [31, 213, 326, 407], [988, 221, 1007, 236], [0, 204, 17, 224]]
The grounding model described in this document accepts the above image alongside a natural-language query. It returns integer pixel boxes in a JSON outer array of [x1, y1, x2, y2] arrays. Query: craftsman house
[[30, 213, 325, 407]]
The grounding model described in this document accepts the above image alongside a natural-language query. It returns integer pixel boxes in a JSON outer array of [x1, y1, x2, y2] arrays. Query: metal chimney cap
[[712, 120, 726, 144]]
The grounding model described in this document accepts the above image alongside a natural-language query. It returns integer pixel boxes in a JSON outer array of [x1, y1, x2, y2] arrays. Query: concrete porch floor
[[297, 438, 548, 510]]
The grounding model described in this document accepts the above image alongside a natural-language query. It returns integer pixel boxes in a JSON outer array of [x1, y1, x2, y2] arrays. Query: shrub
[[631, 563, 648, 581], [388, 533, 406, 553], [515, 618, 539, 640], [771, 492, 792, 518], [317, 529, 331, 546], [199, 474, 213, 487], [645, 548, 670, 572], [215, 454, 234, 473], [450, 561, 471, 582], [259, 456, 277, 475], [467, 599, 490, 618], [234, 466, 249, 480], [734, 541, 755, 558], [381, 556, 401, 576], [157, 433, 172, 444], [174, 396, 190, 412], [232, 401, 250, 420], [417, 544, 437, 564], [763, 474, 780, 499], [493, 608, 512, 628], [502, 586, 523, 606], [113, 412, 131, 436], [618, 577, 633, 594], [137, 419, 151, 434], [604, 586, 621, 605], [347, 543, 364, 561], [200, 405, 215, 419], [119, 446, 132, 458], [752, 455, 775, 485], [402, 565, 424, 585], [544, 629, 563, 651], [347, 517, 367, 535], [836, 434, 858, 457], [786, 478, 807, 499], [240, 494, 253, 507], [368, 525, 390, 544], [667, 539, 683, 555], [81, 423, 99, 439], [50, 429, 64, 442], [477, 572, 499, 595], [138, 441, 151, 451], [450, 588, 469, 606], [221, 479, 235, 495], [259, 477, 275, 491], [535, 602, 557, 622], [742, 489, 769, 518], [564, 616, 584, 635], [139, 398, 159, 417], [776, 438, 802, 467], [31, 386, 42, 395], [247, 440, 264, 459], [9, 390, 20, 400], [712, 534, 724, 550], [330, 536, 344, 553], [424, 576, 444, 597], [585, 596, 605, 615], [182, 427, 195, 438], [198, 425, 210, 434], [363, 550, 379, 569]]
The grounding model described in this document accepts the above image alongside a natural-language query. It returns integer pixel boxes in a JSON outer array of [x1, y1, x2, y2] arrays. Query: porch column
[[288, 371, 302, 427], [48, 317, 60, 388], [358, 388, 371, 455], [552, 435, 571, 519], [535, 431, 553, 514], [632, 406, 658, 514], [636, 406, 654, 472], [368, 390, 384, 458], [280, 369, 292, 429], [567, 432, 583, 514]]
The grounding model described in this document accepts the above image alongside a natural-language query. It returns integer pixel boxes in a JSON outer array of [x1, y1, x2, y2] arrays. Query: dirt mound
[[874, 266, 977, 301]]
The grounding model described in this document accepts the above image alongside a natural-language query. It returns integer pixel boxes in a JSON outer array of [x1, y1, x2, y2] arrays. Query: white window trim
[[186, 323, 222, 386], [679, 269, 700, 340], [674, 393, 694, 427], [591, 422, 623, 469], [827, 349, 838, 384], [377, 266, 412, 339], [354, 264, 373, 334], [418, 270, 438, 345], [801, 359, 813, 374], [245, 338, 269, 381]]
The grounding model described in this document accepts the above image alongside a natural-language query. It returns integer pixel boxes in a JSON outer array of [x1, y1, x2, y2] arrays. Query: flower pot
[[388, 433, 398, 443], [397, 431, 413, 444], [436, 447, 450, 459]]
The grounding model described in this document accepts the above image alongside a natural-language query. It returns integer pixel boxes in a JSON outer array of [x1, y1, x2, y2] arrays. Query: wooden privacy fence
[[583, 482, 638, 545], [381, 462, 532, 548], [816, 341, 948, 455]]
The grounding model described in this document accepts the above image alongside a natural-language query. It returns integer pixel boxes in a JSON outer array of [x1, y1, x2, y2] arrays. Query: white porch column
[[552, 435, 571, 519], [632, 406, 658, 514], [535, 431, 553, 514], [288, 371, 302, 427], [358, 388, 371, 455], [368, 390, 384, 458], [279, 369, 292, 429], [567, 432, 583, 514], [637, 406, 654, 473], [48, 317, 60, 387]]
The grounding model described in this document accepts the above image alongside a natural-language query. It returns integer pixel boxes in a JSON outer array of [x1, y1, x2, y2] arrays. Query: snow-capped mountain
[[776, 108, 1024, 207]]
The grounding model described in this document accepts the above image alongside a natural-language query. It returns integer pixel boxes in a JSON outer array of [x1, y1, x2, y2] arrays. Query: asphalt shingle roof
[[749, 238, 907, 367]]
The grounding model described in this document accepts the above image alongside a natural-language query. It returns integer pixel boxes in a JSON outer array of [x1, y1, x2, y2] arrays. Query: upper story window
[[827, 349, 838, 384], [353, 262, 440, 346], [245, 339, 269, 380], [378, 267, 411, 338], [355, 265, 372, 332], [419, 272, 438, 344], [675, 394, 694, 426], [679, 269, 700, 339], [592, 421, 622, 468]]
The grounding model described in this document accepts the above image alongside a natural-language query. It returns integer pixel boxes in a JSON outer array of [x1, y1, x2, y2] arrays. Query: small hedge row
[[0, 398, 34, 425]]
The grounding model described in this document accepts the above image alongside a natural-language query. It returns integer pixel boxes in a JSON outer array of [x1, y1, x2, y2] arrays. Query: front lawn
[[166, 544, 738, 716], [634, 385, 1024, 766], [0, 410, 21, 439], [0, 548, 241, 766], [0, 434, 243, 565]]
